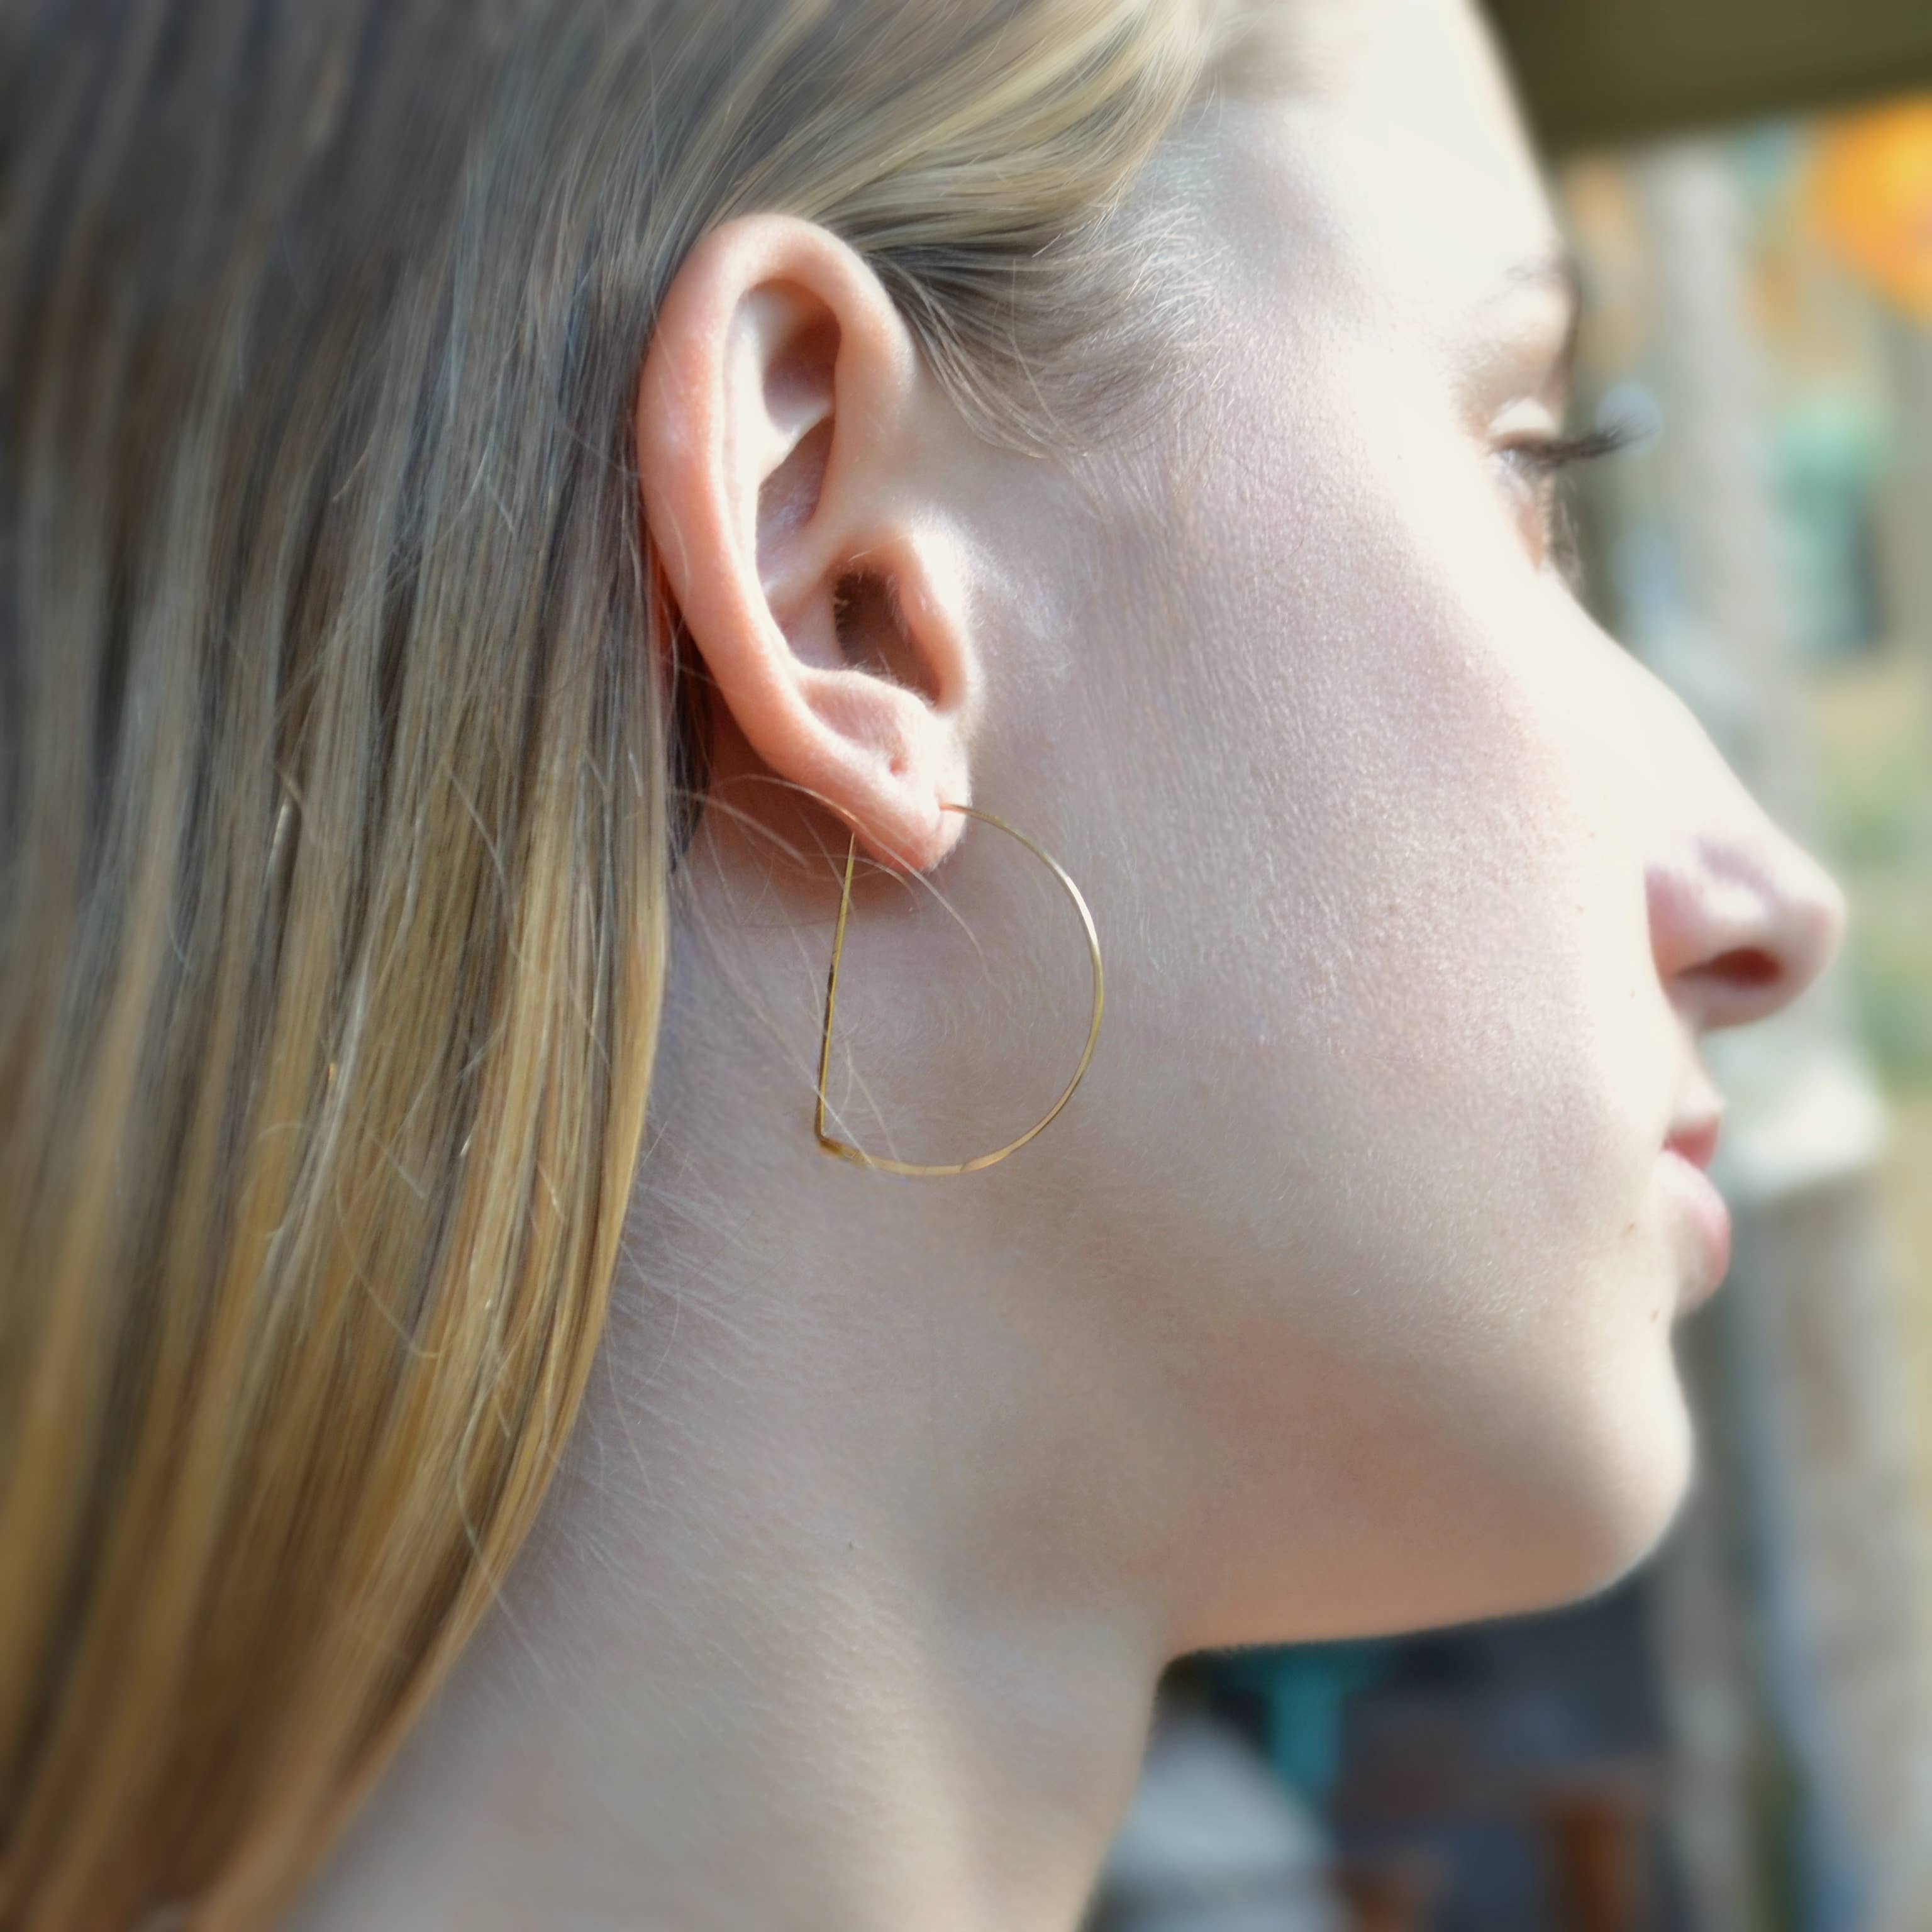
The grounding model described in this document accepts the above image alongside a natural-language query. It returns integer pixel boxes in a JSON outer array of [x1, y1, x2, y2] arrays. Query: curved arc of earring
[[814, 802, 1105, 1178]]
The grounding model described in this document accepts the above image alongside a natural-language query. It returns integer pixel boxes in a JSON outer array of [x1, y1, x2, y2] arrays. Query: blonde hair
[[0, 0, 1217, 1923]]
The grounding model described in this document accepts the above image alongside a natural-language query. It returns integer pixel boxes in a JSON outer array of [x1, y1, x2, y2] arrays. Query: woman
[[0, 0, 1846, 1925]]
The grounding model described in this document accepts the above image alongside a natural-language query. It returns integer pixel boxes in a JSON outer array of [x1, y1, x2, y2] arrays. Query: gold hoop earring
[[814, 803, 1104, 1177]]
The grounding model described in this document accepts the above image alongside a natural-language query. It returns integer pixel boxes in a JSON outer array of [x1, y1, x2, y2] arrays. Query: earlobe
[[636, 215, 977, 874]]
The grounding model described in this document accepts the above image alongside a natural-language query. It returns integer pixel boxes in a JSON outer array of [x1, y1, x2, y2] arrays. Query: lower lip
[[1660, 1149, 1733, 1307]]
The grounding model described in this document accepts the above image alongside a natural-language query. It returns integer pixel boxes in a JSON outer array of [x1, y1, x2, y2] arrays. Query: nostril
[[1650, 804, 1848, 1031], [1702, 946, 1782, 990]]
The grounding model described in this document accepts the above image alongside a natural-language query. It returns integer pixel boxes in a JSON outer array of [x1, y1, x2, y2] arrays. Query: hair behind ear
[[0, 1, 1213, 1921]]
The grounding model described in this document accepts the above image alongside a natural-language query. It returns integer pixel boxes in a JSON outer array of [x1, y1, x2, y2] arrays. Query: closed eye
[[1495, 419, 1641, 588]]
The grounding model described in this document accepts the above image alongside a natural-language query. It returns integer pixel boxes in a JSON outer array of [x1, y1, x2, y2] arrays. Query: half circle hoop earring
[[813, 802, 1104, 1177]]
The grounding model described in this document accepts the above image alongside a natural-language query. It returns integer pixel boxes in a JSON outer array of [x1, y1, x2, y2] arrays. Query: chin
[[1504, 1362, 1698, 1618], [1195, 1433, 1697, 1654], [1184, 1317, 1701, 1650], [1443, 1248, 1705, 1623], [1391, 1354, 1699, 1636]]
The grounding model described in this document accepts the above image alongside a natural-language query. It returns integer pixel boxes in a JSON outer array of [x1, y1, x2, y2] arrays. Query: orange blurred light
[[1811, 95, 1932, 321]]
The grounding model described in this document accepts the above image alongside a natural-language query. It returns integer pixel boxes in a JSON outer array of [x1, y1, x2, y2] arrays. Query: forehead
[[1197, 0, 1563, 328]]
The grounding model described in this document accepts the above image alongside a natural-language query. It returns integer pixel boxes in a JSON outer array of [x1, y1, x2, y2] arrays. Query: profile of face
[[633, 0, 1847, 1658]]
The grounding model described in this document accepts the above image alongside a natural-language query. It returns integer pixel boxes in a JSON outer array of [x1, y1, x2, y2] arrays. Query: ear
[[638, 214, 981, 873]]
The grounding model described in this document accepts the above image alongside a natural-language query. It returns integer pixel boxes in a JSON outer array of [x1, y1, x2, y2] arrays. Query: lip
[[1660, 1116, 1731, 1308], [1665, 1114, 1722, 1174]]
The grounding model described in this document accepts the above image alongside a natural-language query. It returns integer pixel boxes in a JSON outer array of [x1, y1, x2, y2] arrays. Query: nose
[[1650, 831, 1845, 1031], [1644, 721, 1849, 1035]]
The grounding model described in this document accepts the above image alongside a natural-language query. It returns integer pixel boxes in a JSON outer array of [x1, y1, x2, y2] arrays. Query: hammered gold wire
[[814, 803, 1104, 1177]]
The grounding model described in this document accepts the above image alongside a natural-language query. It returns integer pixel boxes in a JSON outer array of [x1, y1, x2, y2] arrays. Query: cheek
[[1064, 350, 1691, 1630], [1114, 383, 1663, 1276]]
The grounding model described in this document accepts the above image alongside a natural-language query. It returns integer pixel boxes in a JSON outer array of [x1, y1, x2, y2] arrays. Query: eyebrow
[[1504, 250, 1585, 399]]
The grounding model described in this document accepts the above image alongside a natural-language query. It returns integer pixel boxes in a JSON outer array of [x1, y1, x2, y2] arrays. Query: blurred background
[[1087, 5, 1932, 1929]]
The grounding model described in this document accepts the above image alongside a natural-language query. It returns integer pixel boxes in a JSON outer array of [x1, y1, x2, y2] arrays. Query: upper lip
[[1665, 1111, 1724, 1171]]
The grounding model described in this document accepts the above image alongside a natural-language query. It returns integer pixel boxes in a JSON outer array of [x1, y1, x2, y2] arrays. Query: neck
[[297, 909, 1170, 1932]]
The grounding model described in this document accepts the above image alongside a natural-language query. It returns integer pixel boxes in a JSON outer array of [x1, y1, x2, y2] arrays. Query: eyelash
[[1496, 419, 1641, 587], [1502, 423, 1640, 475]]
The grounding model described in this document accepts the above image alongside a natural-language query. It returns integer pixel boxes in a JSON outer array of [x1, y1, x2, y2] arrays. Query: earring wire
[[814, 802, 1104, 1177]]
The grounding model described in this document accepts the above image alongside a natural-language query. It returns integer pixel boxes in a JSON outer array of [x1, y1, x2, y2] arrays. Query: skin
[[301, 0, 1846, 1926]]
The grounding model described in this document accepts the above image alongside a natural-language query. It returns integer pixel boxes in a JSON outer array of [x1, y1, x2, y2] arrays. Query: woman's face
[[913, 0, 1846, 1646]]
